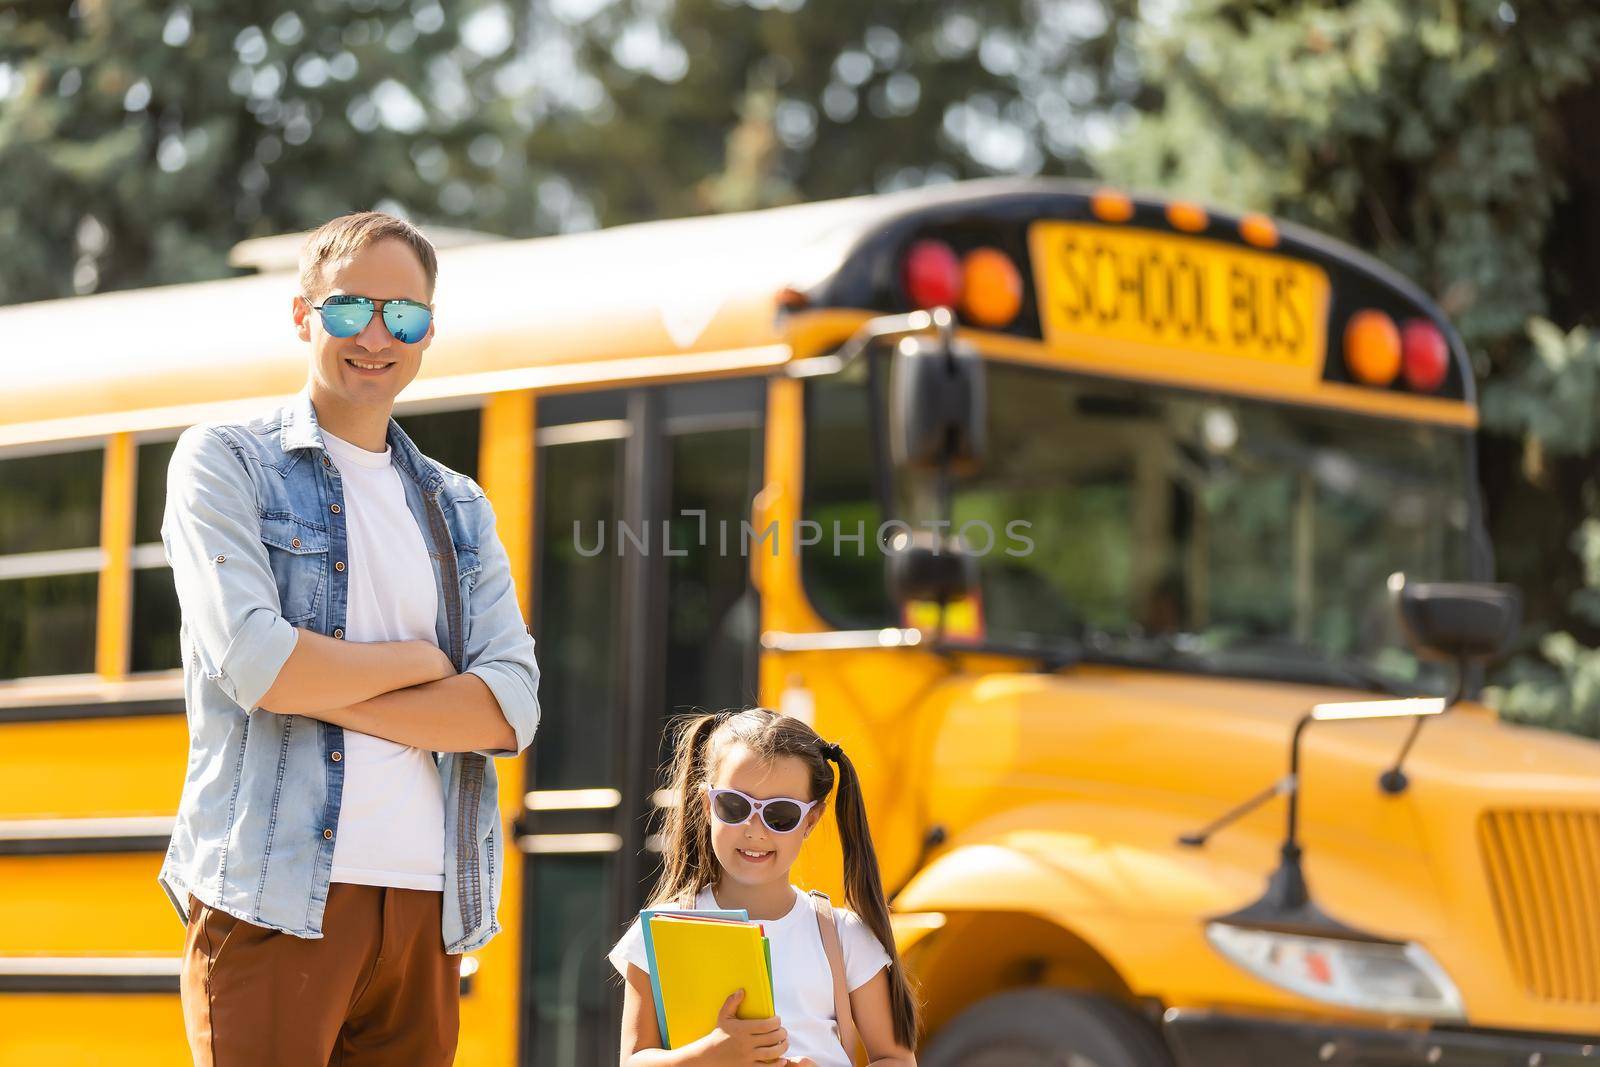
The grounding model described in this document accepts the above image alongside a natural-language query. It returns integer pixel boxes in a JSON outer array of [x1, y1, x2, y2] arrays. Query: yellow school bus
[[1, 178, 1596, 1065]]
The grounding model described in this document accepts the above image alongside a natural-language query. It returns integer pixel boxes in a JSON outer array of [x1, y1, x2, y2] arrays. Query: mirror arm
[[1178, 774, 1295, 848], [931, 307, 961, 641], [936, 303, 957, 371], [1283, 710, 1312, 860], [865, 343, 896, 541], [1179, 710, 1314, 850], [807, 308, 958, 624], [1378, 656, 1468, 795], [784, 307, 954, 379]]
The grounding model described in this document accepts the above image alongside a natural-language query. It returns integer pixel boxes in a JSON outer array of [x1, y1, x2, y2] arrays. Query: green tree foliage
[[0, 0, 543, 304], [9, 0, 1598, 737], [516, 0, 1146, 221], [1481, 320, 1600, 736], [1102, 0, 1600, 735], [0, 0, 1146, 303]]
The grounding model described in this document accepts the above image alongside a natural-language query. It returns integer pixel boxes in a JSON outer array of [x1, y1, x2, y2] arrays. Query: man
[[157, 210, 540, 1065]]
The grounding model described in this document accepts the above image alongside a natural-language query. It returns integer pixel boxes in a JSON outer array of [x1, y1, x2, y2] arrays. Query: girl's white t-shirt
[[607, 883, 892, 1067], [320, 428, 446, 892]]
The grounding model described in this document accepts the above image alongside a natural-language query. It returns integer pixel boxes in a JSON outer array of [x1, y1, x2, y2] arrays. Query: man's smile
[[345, 357, 394, 373]]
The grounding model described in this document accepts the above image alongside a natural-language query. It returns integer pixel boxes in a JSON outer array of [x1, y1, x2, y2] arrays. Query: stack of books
[[641, 906, 776, 1049]]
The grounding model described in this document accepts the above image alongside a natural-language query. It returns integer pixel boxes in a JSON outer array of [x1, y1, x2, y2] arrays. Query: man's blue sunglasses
[[306, 293, 432, 344]]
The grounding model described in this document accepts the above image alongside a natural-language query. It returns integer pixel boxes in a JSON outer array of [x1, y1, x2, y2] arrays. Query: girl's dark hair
[[648, 707, 921, 1050]]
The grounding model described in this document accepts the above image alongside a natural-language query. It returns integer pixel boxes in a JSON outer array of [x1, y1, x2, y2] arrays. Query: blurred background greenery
[[2, 0, 1596, 735]]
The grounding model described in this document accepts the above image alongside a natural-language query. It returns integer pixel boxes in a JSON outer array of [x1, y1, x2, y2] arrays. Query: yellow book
[[645, 913, 775, 1048]]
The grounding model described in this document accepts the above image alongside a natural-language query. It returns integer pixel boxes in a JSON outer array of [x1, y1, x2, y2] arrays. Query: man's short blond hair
[[298, 211, 438, 304]]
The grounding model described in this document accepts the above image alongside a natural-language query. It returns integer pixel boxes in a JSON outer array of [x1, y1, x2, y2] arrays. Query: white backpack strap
[[808, 890, 863, 1067]]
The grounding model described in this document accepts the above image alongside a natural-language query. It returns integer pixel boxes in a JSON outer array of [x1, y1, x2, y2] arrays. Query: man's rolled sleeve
[[162, 425, 298, 714], [215, 607, 300, 712], [461, 492, 541, 758]]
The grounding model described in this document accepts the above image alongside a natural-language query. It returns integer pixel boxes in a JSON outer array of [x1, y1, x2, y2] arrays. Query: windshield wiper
[[1078, 630, 1411, 695], [925, 634, 1082, 673], [1198, 635, 1413, 696]]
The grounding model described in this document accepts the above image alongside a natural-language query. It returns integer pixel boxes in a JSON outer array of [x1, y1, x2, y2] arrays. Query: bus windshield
[[802, 357, 1476, 694]]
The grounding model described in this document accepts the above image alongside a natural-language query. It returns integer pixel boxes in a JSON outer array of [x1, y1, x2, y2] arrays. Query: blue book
[[638, 906, 749, 1048]]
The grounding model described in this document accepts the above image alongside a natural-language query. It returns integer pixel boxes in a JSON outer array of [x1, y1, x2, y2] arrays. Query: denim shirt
[[156, 384, 540, 954]]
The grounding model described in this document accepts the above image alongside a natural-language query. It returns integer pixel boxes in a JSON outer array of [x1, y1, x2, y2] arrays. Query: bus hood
[[918, 665, 1600, 932], [923, 664, 1600, 796]]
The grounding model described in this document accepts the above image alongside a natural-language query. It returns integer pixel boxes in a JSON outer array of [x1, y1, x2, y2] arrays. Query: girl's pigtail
[[830, 746, 921, 1050], [647, 712, 724, 910]]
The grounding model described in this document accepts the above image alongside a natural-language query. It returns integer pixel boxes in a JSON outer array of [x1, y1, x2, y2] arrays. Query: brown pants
[[180, 882, 461, 1066]]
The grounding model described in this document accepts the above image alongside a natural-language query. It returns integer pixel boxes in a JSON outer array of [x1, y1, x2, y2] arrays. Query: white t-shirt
[[321, 428, 446, 892], [607, 884, 892, 1067]]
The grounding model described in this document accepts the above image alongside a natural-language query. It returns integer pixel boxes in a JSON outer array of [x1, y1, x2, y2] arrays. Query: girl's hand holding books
[[694, 990, 789, 1066]]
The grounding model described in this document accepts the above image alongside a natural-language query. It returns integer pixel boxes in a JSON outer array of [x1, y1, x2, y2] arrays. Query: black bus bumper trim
[[1163, 1009, 1599, 1066]]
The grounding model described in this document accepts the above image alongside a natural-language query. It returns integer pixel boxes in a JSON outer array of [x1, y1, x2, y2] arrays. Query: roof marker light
[[1091, 189, 1134, 223], [1167, 201, 1208, 233], [1240, 213, 1279, 249]]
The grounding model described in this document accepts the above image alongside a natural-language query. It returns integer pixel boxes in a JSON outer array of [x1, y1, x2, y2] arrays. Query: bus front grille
[[1478, 809, 1600, 1004]]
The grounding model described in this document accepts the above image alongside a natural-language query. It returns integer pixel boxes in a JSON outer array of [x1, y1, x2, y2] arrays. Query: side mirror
[[1392, 576, 1521, 665], [885, 528, 979, 607], [1368, 575, 1520, 796], [889, 331, 986, 476]]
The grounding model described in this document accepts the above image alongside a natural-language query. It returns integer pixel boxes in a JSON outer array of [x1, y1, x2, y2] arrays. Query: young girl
[[608, 708, 919, 1067]]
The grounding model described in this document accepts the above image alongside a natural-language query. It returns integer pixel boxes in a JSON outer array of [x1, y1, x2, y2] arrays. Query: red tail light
[[903, 239, 961, 310], [1401, 319, 1448, 392]]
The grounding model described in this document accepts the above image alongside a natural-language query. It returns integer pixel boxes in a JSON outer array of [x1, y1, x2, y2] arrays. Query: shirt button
[[333, 628, 344, 639], [322, 456, 331, 467], [215, 554, 225, 563], [330, 503, 341, 514], [335, 561, 345, 572], [290, 537, 301, 548], [323, 828, 334, 840], [331, 751, 342, 762]]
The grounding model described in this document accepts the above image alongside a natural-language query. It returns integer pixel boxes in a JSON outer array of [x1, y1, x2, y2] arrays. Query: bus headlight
[[1205, 922, 1465, 1020]]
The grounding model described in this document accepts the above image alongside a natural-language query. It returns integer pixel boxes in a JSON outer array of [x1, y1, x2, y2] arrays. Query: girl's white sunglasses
[[703, 784, 820, 833]]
